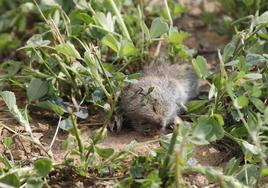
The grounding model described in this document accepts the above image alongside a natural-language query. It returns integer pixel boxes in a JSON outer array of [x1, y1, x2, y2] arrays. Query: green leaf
[[186, 100, 207, 113], [261, 168, 268, 177], [246, 53, 266, 65], [120, 40, 137, 57], [142, 21, 150, 39], [26, 34, 50, 47], [149, 18, 169, 38], [59, 118, 72, 131], [0, 60, 22, 76], [212, 114, 224, 126], [3, 137, 13, 148], [0, 173, 20, 188], [223, 43, 235, 62], [71, 12, 94, 23], [35, 101, 65, 116], [0, 33, 20, 50], [245, 73, 262, 80], [0, 91, 16, 110], [25, 177, 44, 188], [235, 96, 249, 109], [251, 87, 262, 97], [74, 109, 88, 119], [0, 91, 34, 137], [95, 12, 115, 32], [168, 29, 188, 44], [95, 147, 114, 159], [34, 159, 52, 177], [257, 11, 268, 24], [242, 141, 258, 155], [192, 56, 209, 78], [192, 116, 224, 145], [55, 42, 81, 60], [250, 98, 265, 113], [102, 34, 119, 52], [264, 107, 268, 124], [27, 78, 49, 102], [243, 0, 254, 6]]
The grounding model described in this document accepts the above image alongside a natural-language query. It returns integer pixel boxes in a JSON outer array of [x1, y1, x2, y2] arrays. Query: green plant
[[1, 0, 268, 187]]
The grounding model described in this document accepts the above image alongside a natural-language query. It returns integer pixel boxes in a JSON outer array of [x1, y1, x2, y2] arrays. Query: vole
[[119, 56, 199, 134]]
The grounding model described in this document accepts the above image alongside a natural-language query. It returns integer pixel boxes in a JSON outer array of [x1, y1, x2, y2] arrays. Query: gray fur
[[119, 60, 199, 133]]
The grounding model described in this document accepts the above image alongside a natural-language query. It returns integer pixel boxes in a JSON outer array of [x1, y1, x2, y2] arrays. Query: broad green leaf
[[55, 42, 81, 60], [27, 78, 49, 102], [34, 159, 52, 177], [73, 0, 91, 10], [0, 173, 20, 188], [35, 100, 65, 116], [74, 109, 88, 119], [223, 43, 235, 62], [235, 96, 249, 109], [149, 18, 169, 38], [192, 116, 224, 145], [95, 147, 114, 158], [59, 118, 72, 131], [25, 177, 44, 188], [72, 12, 94, 24], [251, 87, 262, 97], [0, 91, 16, 110], [0, 33, 20, 50], [246, 53, 266, 65], [0, 60, 22, 76], [250, 98, 265, 113], [242, 141, 258, 155], [26, 34, 50, 47], [192, 56, 209, 78], [102, 34, 119, 52], [0, 91, 34, 137], [95, 12, 115, 32], [119, 40, 137, 57], [212, 114, 224, 126], [261, 168, 268, 177], [257, 11, 268, 24]]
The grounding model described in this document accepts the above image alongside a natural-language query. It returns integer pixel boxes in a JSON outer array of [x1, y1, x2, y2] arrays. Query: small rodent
[[119, 56, 199, 134]]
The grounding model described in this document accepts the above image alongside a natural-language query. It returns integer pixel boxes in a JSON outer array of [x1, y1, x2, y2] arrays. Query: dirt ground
[[0, 0, 232, 187]]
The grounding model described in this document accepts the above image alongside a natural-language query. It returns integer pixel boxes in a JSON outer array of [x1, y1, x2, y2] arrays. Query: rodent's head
[[120, 83, 168, 133]]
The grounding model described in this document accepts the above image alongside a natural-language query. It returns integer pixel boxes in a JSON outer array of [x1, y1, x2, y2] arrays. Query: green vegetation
[[1, 0, 268, 187]]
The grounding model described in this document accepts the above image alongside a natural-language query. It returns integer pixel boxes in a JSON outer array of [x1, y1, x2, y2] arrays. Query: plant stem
[[70, 113, 84, 157], [160, 125, 179, 186], [108, 0, 131, 41], [164, 0, 173, 27], [49, 116, 62, 150]]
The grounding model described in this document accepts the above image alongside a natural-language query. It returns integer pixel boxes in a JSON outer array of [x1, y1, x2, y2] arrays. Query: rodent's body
[[120, 59, 198, 133]]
